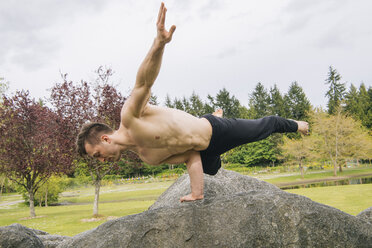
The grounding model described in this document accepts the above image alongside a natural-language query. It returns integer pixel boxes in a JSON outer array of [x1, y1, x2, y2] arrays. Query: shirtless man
[[76, 3, 309, 202]]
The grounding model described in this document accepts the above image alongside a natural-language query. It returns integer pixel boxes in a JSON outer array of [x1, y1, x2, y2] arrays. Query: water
[[281, 176, 372, 190]]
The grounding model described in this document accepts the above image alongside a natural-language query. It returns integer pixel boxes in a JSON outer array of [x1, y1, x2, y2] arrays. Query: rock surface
[[0, 224, 45, 248], [0, 223, 71, 248], [1, 169, 372, 247], [358, 206, 372, 224]]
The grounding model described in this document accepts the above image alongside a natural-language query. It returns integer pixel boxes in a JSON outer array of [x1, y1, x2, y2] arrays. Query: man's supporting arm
[[122, 3, 176, 122]]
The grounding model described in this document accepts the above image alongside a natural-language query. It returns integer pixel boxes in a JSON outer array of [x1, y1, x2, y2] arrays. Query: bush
[[20, 176, 68, 206]]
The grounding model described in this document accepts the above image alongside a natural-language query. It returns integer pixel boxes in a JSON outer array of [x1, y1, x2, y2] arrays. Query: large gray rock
[[358, 207, 372, 224], [59, 169, 372, 248], [2, 170, 372, 247], [0, 223, 71, 248], [0, 223, 45, 248]]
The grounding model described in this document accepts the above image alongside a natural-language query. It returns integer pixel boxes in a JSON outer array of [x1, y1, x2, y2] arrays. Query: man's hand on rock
[[156, 2, 176, 45], [180, 193, 204, 203]]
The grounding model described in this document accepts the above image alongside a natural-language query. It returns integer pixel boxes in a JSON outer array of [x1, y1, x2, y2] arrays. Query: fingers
[[161, 6, 167, 26], [157, 2, 164, 25], [169, 25, 176, 36]]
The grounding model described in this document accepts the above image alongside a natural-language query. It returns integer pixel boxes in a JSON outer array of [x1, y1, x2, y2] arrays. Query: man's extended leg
[[200, 115, 308, 176]]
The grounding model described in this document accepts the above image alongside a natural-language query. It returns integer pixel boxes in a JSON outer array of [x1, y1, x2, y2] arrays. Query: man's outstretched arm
[[122, 3, 176, 122]]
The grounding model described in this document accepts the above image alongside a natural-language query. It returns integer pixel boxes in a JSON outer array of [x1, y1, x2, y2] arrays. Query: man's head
[[76, 122, 121, 162]]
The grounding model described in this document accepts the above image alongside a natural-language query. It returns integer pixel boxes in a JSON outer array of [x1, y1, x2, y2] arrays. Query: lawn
[[0, 181, 173, 236], [285, 184, 372, 215]]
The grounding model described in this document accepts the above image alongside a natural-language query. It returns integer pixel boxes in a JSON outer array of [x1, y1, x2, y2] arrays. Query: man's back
[[118, 104, 212, 165]]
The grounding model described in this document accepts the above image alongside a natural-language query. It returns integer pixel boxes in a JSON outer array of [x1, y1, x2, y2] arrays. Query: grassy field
[[286, 184, 372, 215], [0, 181, 173, 236], [0, 167, 371, 236]]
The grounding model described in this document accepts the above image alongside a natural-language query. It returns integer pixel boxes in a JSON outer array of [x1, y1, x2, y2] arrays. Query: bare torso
[[117, 104, 212, 165]]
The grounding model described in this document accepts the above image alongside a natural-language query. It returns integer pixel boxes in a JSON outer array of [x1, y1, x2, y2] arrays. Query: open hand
[[156, 2, 176, 44]]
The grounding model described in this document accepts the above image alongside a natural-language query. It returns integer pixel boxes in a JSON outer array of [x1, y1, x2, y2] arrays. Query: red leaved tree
[[0, 91, 72, 217], [50, 66, 140, 216]]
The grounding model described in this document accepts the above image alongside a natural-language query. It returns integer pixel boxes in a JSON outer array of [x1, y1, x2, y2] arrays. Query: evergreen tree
[[149, 93, 159, 105], [283, 81, 311, 121], [164, 94, 173, 108], [366, 87, 372, 129], [173, 97, 184, 111], [325, 66, 345, 115], [269, 84, 285, 117], [344, 83, 372, 129], [344, 84, 360, 118], [206, 88, 240, 118], [182, 96, 191, 113], [249, 82, 270, 118], [188, 91, 205, 117], [358, 84, 370, 129]]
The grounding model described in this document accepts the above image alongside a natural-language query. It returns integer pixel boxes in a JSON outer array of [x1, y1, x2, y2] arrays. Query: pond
[[281, 176, 372, 190]]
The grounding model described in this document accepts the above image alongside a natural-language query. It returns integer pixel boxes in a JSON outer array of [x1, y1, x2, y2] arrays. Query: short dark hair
[[76, 122, 113, 156]]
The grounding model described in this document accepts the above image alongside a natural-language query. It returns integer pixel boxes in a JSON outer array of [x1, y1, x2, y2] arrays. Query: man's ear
[[101, 134, 111, 144]]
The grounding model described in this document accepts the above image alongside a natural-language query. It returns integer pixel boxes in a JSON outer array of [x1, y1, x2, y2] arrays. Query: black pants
[[199, 114, 298, 175]]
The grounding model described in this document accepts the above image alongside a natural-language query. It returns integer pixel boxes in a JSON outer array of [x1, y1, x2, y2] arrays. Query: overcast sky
[[1, 0, 371, 108]]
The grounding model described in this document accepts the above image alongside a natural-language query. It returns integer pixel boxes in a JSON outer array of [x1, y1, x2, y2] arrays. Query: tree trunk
[[0, 177, 4, 200], [28, 190, 36, 217], [93, 180, 101, 216], [300, 160, 304, 179], [45, 186, 48, 207], [333, 160, 337, 177]]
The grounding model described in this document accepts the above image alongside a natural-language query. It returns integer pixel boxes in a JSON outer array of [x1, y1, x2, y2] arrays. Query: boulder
[[358, 206, 372, 224], [0, 223, 71, 248], [0, 223, 45, 248], [59, 169, 372, 248]]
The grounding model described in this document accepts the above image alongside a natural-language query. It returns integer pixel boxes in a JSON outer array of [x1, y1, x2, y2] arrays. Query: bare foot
[[180, 193, 204, 202], [295, 120, 309, 135], [212, 109, 223, 117]]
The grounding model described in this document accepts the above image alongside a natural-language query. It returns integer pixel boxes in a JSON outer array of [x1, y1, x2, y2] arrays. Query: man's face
[[85, 138, 121, 163]]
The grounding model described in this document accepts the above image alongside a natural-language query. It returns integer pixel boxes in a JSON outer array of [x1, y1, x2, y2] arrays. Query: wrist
[[154, 37, 167, 47]]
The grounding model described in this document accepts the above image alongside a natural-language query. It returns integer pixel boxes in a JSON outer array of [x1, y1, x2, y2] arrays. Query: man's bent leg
[[180, 151, 204, 202]]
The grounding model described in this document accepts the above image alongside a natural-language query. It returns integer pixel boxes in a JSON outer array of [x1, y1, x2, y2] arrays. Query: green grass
[[285, 184, 372, 215], [0, 181, 173, 236], [0, 200, 153, 236], [59, 181, 173, 204]]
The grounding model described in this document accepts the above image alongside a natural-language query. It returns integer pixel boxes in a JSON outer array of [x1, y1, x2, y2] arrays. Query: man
[[76, 3, 308, 202]]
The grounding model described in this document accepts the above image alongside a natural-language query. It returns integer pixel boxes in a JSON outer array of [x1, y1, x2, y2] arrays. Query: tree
[[211, 88, 241, 118], [269, 84, 285, 117], [325, 66, 345, 115], [249, 82, 270, 118], [280, 135, 319, 179], [50, 66, 130, 216], [344, 84, 360, 118], [149, 93, 159, 105], [0, 77, 9, 104], [164, 94, 173, 108], [367, 87, 372, 129], [283, 81, 311, 121], [0, 91, 71, 217], [311, 107, 372, 176], [188, 91, 205, 117]]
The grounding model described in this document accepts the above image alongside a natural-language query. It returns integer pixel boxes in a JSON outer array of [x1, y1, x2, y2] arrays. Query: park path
[[0, 199, 24, 207]]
